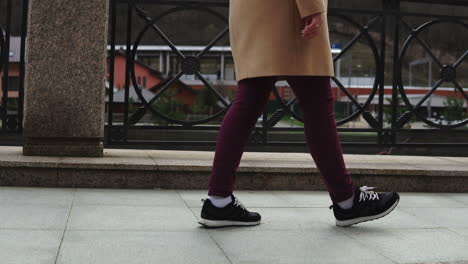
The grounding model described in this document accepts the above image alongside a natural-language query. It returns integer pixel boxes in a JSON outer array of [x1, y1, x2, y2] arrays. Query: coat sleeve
[[295, 0, 326, 19]]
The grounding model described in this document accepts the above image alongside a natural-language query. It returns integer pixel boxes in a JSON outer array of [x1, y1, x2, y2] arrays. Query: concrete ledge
[[0, 146, 467, 192]]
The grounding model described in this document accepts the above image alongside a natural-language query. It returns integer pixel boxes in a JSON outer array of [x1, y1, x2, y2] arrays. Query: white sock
[[337, 192, 355, 210], [208, 195, 232, 208]]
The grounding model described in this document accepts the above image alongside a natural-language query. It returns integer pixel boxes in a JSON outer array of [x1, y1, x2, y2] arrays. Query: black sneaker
[[329, 186, 400, 227], [198, 194, 261, 228]]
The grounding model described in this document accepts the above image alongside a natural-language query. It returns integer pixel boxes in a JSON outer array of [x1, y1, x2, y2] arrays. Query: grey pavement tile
[[402, 260, 468, 264], [0, 187, 75, 206], [426, 260, 468, 264], [244, 207, 335, 231], [447, 228, 468, 238], [338, 228, 468, 264], [74, 189, 186, 206], [56, 230, 229, 264], [209, 229, 395, 264], [443, 193, 468, 206], [0, 229, 63, 264], [67, 205, 199, 231], [0, 204, 70, 230], [398, 192, 466, 208], [176, 190, 207, 207], [272, 190, 332, 207], [338, 208, 440, 230], [399, 207, 468, 228], [178, 190, 291, 208]]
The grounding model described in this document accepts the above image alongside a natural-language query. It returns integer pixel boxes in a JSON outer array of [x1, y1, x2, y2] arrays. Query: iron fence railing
[[0, 0, 28, 140], [106, 0, 468, 150], [1, 0, 467, 152]]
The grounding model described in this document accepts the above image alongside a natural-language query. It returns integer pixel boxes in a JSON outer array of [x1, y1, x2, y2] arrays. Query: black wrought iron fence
[[1, 0, 467, 153], [0, 0, 28, 140], [105, 0, 468, 151]]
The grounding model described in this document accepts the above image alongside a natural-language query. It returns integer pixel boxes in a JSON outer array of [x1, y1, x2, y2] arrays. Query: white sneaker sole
[[198, 218, 261, 228], [335, 197, 400, 227]]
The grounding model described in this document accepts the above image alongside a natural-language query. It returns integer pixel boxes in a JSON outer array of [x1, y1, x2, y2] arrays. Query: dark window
[[143, 77, 147, 88]]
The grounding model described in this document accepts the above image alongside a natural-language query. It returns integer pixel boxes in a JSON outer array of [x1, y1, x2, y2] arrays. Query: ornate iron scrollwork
[[397, 19, 468, 129], [269, 14, 383, 130], [124, 6, 231, 126]]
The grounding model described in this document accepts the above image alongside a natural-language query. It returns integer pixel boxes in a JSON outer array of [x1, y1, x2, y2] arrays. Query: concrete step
[[0, 146, 467, 192]]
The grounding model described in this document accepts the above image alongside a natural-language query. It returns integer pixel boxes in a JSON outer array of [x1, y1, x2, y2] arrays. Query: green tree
[[151, 88, 186, 125], [191, 86, 218, 117]]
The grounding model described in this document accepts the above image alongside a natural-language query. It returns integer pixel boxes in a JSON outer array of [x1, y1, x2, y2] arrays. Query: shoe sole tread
[[198, 219, 261, 228]]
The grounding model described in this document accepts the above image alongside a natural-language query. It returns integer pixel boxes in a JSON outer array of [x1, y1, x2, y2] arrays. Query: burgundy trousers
[[207, 76, 356, 203]]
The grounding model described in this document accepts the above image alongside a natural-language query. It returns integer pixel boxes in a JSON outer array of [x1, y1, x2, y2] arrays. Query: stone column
[[23, 0, 109, 157]]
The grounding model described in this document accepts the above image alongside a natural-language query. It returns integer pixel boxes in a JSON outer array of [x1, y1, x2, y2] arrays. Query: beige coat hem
[[229, 0, 335, 83]]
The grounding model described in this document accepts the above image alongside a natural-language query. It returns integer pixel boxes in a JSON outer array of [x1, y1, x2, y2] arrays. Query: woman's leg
[[286, 76, 356, 203], [208, 76, 277, 197]]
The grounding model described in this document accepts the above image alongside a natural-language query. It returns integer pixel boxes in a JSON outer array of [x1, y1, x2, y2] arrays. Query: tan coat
[[229, 0, 335, 82]]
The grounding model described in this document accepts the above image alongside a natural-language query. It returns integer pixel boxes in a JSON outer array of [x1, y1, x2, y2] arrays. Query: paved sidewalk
[[1, 187, 468, 264]]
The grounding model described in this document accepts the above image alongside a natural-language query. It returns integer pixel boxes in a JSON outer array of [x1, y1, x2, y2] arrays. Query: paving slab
[[1, 187, 468, 264], [66, 205, 198, 231], [397, 192, 467, 208], [0, 229, 63, 264], [272, 190, 332, 207], [399, 207, 468, 228], [448, 228, 468, 238], [338, 208, 441, 230], [208, 229, 395, 264], [0, 186, 75, 206], [56, 230, 229, 264], [443, 193, 468, 206], [74, 189, 186, 206], [337, 228, 468, 264], [0, 204, 70, 230]]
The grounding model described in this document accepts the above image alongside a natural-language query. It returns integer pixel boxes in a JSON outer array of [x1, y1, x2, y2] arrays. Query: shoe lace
[[358, 186, 379, 202], [233, 196, 247, 210]]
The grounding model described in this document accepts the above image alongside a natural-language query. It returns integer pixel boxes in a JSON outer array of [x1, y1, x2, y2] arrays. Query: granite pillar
[[23, 0, 109, 157]]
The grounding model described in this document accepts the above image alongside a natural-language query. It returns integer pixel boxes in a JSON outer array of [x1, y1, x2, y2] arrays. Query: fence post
[[22, 0, 109, 157], [382, 0, 401, 145]]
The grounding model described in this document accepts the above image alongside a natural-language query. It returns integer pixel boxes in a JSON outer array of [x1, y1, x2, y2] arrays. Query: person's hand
[[301, 12, 323, 40]]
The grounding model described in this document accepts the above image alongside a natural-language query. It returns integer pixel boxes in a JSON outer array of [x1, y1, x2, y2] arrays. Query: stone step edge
[[1, 166, 467, 193], [0, 159, 467, 177]]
